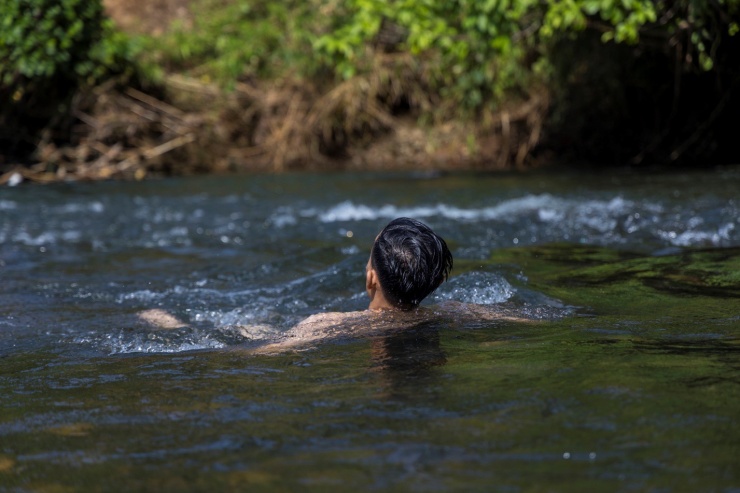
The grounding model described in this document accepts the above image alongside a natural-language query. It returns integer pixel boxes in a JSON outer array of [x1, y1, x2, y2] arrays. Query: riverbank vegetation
[[1, 0, 738, 183]]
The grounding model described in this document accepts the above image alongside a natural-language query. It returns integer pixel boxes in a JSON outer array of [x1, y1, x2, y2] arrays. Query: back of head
[[371, 217, 453, 309]]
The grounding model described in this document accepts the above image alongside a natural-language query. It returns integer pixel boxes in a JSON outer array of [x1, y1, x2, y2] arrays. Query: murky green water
[[1, 170, 739, 491]]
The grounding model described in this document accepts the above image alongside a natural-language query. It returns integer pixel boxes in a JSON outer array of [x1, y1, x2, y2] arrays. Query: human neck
[[368, 292, 395, 311], [368, 292, 419, 312]]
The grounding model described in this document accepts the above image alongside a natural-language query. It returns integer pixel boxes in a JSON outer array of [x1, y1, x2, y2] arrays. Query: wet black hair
[[371, 217, 453, 309]]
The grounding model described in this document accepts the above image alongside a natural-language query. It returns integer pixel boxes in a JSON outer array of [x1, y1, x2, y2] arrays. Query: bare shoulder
[[298, 311, 360, 325], [288, 310, 371, 337]]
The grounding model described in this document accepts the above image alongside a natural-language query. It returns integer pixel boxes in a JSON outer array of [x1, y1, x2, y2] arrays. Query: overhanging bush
[[0, 0, 134, 161]]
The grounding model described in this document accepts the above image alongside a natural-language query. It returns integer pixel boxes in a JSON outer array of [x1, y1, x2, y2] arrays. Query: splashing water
[[1, 170, 738, 354]]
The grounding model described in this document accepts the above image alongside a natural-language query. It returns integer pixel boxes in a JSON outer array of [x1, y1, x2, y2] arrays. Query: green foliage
[[312, 0, 739, 114], [541, 0, 740, 72], [1, 0, 137, 156], [539, 0, 658, 43], [133, 0, 738, 118], [4, 0, 738, 165], [136, 0, 327, 87], [0, 0, 134, 95], [314, 0, 539, 112], [0, 0, 103, 85]]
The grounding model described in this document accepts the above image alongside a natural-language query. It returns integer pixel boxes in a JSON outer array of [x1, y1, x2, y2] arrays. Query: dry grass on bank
[[0, 72, 549, 185]]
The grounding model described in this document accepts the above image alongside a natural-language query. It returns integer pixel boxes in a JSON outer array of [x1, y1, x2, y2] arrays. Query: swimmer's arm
[[138, 309, 364, 331], [249, 311, 369, 355], [139, 308, 372, 355], [289, 311, 366, 333], [137, 308, 293, 353]]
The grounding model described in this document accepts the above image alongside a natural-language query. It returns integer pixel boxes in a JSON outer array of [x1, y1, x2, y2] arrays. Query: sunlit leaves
[[1, 0, 136, 91], [310, 0, 736, 116]]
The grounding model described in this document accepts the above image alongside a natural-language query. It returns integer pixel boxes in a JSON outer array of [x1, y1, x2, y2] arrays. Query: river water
[[1, 169, 739, 491]]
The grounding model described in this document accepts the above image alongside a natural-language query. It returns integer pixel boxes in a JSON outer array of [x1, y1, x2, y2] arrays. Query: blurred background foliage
[[1, 0, 136, 159], [1, 0, 739, 170]]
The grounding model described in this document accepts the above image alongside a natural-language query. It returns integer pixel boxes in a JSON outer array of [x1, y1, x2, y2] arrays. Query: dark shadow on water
[[368, 321, 447, 400], [632, 337, 740, 386], [632, 338, 740, 356]]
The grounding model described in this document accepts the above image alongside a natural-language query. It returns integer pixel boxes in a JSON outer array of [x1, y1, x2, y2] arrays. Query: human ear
[[366, 268, 377, 299]]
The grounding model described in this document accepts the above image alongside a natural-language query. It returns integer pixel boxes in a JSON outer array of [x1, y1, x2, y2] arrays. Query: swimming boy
[[140, 217, 521, 352]]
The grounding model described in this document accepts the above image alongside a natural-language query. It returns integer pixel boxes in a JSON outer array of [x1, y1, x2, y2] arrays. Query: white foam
[[267, 206, 298, 228], [0, 200, 17, 210], [80, 319, 281, 354], [660, 221, 736, 247], [100, 332, 226, 354], [190, 308, 259, 326], [316, 195, 561, 223], [538, 208, 564, 222], [265, 195, 668, 236], [58, 202, 105, 214], [12, 231, 59, 246], [433, 272, 515, 305], [116, 290, 165, 302]]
